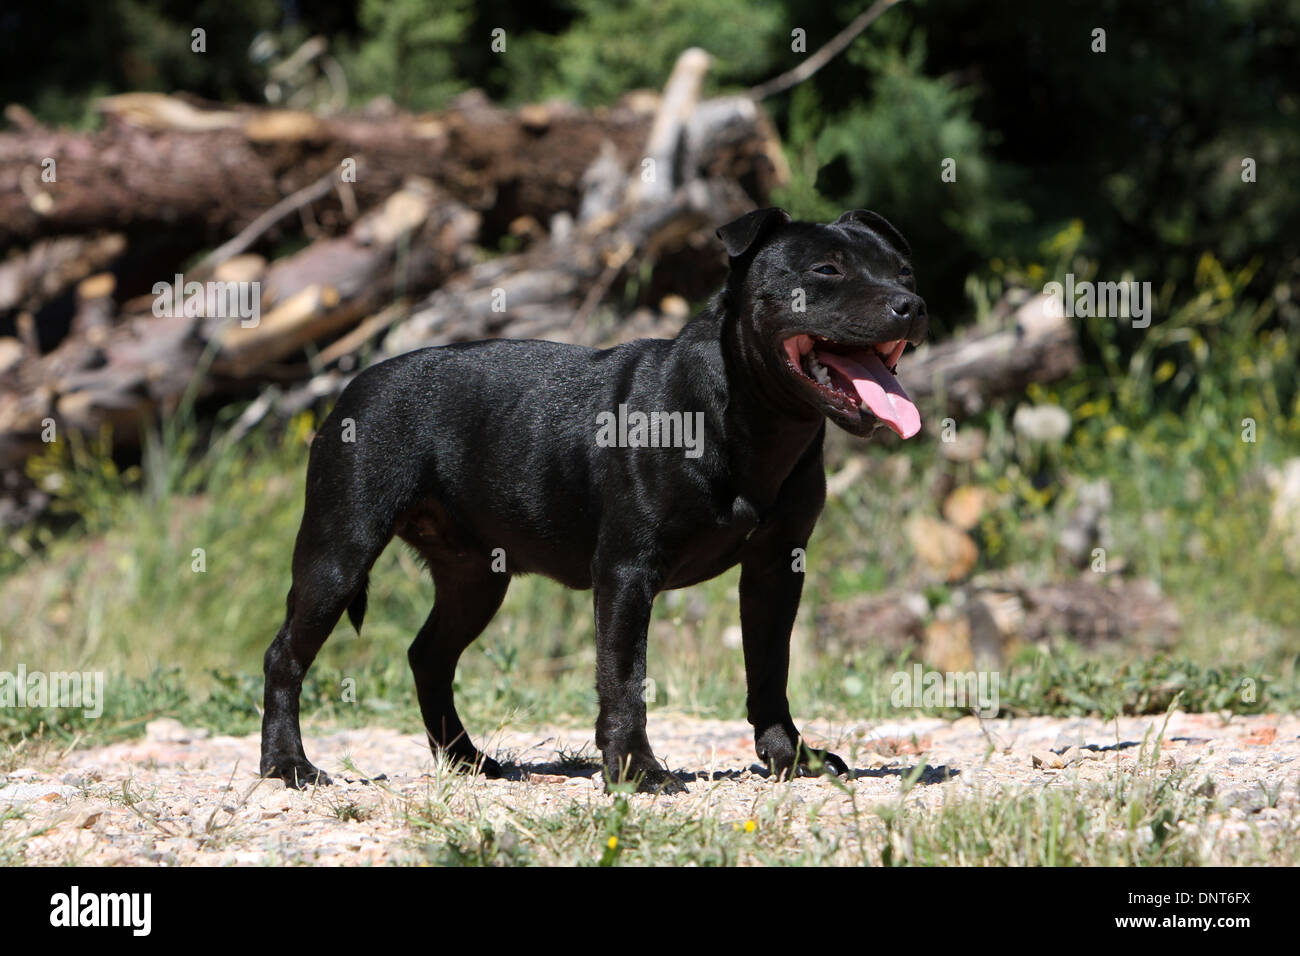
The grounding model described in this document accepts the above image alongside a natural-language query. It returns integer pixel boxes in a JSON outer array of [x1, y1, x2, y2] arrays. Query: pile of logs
[[0, 48, 1079, 529]]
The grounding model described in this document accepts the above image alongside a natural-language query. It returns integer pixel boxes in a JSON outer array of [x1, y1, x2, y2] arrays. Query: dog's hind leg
[[260, 529, 388, 788], [407, 560, 509, 777]]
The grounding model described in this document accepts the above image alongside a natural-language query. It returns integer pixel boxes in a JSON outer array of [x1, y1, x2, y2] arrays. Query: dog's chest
[[660, 493, 764, 588]]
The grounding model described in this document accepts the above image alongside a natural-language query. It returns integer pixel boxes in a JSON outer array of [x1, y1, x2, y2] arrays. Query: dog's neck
[[671, 299, 826, 500]]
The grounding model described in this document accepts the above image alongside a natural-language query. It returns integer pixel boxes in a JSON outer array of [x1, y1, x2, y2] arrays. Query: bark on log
[[898, 292, 1080, 417], [0, 91, 781, 252]]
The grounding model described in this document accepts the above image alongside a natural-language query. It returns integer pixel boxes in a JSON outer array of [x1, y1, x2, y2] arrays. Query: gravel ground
[[3, 711, 1297, 865]]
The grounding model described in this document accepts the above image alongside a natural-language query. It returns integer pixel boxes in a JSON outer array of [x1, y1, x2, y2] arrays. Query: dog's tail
[[346, 575, 369, 634]]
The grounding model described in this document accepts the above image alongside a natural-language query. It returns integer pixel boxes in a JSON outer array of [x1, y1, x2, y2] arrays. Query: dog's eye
[[811, 264, 841, 276], [898, 267, 913, 279]]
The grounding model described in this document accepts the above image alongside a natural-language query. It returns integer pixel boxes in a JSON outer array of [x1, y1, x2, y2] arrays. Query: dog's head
[[717, 207, 927, 438]]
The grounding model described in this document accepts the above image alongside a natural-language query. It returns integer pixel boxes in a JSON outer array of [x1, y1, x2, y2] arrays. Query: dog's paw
[[794, 747, 849, 779], [636, 767, 688, 795], [756, 727, 850, 781], [261, 755, 333, 789], [457, 753, 505, 778], [440, 748, 504, 778], [603, 759, 688, 795]]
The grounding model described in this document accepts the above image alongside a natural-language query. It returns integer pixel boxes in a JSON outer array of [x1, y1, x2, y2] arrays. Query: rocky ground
[[2, 711, 1297, 865]]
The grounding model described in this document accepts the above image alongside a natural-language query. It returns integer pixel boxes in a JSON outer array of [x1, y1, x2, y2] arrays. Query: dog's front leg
[[740, 541, 849, 780], [593, 564, 685, 794]]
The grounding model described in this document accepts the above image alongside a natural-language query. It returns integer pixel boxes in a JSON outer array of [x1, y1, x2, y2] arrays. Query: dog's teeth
[[809, 355, 831, 386]]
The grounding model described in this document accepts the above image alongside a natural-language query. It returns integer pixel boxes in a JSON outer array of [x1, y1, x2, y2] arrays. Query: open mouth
[[782, 333, 921, 439]]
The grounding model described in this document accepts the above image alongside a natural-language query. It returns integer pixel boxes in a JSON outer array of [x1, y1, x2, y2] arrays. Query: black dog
[[260, 207, 927, 793]]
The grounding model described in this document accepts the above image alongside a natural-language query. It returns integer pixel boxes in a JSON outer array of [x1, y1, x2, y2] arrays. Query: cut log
[[383, 176, 753, 355], [0, 233, 126, 317], [0, 180, 479, 476], [216, 177, 481, 375], [628, 48, 712, 206], [898, 292, 1080, 417]]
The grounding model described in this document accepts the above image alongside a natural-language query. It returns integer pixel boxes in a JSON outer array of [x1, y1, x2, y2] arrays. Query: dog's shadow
[[497, 760, 958, 786]]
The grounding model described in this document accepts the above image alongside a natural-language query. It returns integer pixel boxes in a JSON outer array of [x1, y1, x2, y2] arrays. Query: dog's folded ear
[[833, 209, 912, 259], [716, 207, 791, 259]]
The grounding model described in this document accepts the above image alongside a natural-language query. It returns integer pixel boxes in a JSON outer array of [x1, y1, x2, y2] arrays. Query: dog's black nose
[[890, 294, 928, 344], [890, 294, 923, 319]]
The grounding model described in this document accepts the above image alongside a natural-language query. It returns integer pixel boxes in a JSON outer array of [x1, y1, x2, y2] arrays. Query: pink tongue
[[817, 348, 922, 439]]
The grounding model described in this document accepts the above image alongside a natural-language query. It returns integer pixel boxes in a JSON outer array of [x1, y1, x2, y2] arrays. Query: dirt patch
[[3, 712, 1297, 865]]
